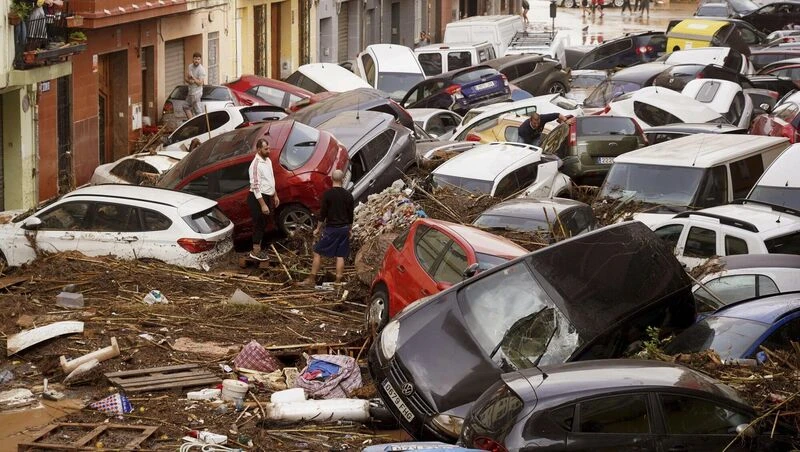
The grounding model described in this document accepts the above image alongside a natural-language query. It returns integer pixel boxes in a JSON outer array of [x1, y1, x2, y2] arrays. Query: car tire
[[548, 81, 567, 94], [566, 0, 577, 6], [613, 0, 624, 5], [0, 251, 7, 275], [277, 205, 314, 236], [365, 288, 389, 336]]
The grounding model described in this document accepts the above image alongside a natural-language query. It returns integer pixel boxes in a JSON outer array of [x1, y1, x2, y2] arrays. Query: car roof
[[415, 42, 492, 51], [712, 292, 800, 323], [687, 202, 800, 236], [63, 184, 217, 216], [407, 108, 458, 121], [717, 253, 800, 271], [426, 64, 495, 81], [446, 14, 521, 24], [682, 79, 743, 110], [756, 143, 800, 187], [614, 87, 723, 123], [296, 63, 371, 91], [418, 218, 528, 258], [316, 111, 394, 150], [670, 18, 731, 36], [227, 75, 312, 96], [432, 142, 541, 181], [505, 359, 744, 407], [479, 197, 587, 219], [127, 151, 187, 173], [485, 54, 546, 68], [614, 133, 788, 167], [610, 62, 673, 82], [664, 48, 734, 66], [643, 123, 746, 134], [362, 44, 422, 73]]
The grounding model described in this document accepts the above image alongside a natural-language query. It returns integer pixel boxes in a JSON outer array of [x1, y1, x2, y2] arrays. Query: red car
[[366, 218, 528, 332], [225, 75, 313, 110], [158, 119, 349, 242], [749, 92, 800, 143]]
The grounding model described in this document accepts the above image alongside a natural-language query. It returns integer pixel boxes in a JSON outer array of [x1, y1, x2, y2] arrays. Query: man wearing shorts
[[184, 52, 206, 119], [521, 0, 530, 25], [302, 170, 354, 286]]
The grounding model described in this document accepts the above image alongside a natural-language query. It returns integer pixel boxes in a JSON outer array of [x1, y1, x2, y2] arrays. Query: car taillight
[[466, 133, 482, 142], [500, 74, 509, 87], [568, 122, 577, 146], [178, 238, 216, 253], [593, 105, 611, 116], [635, 45, 653, 55], [236, 121, 253, 129], [633, 119, 648, 145], [163, 101, 173, 113], [474, 437, 508, 452], [445, 84, 462, 95]]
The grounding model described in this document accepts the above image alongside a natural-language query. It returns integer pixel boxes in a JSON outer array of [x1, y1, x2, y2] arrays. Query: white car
[[408, 108, 463, 140], [693, 254, 800, 311], [355, 44, 427, 101], [0, 185, 234, 270], [651, 200, 800, 270], [90, 150, 188, 185], [450, 94, 584, 142], [430, 142, 572, 199], [659, 47, 755, 76], [284, 63, 372, 94], [604, 86, 725, 128], [748, 142, 800, 210], [681, 79, 753, 129]]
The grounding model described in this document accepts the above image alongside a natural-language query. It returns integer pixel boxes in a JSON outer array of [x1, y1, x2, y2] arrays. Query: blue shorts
[[313, 225, 351, 258]]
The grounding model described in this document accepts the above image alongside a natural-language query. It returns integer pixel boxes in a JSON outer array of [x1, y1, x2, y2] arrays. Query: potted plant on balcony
[[69, 31, 87, 44], [8, 0, 33, 26]]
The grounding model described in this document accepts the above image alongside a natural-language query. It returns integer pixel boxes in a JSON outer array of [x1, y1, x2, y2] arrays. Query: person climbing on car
[[518, 112, 573, 147]]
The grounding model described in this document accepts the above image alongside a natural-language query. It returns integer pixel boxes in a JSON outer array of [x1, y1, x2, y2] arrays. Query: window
[[633, 101, 683, 127], [495, 163, 539, 198], [695, 274, 779, 308], [141, 208, 172, 231], [418, 53, 442, 76], [722, 51, 743, 73], [694, 165, 728, 208], [766, 231, 800, 254], [729, 155, 764, 199], [170, 111, 230, 143], [207, 32, 219, 85], [110, 159, 160, 184], [762, 317, 800, 354], [392, 228, 410, 251], [183, 206, 230, 233], [38, 202, 91, 230], [361, 53, 376, 86], [659, 394, 749, 434], [280, 123, 320, 170], [774, 102, 799, 123], [249, 85, 287, 107], [433, 242, 468, 284], [504, 125, 520, 142], [578, 395, 649, 434], [725, 91, 746, 125], [363, 130, 396, 166], [448, 51, 472, 71], [478, 48, 489, 63], [500, 66, 518, 80], [550, 405, 575, 432], [684, 226, 717, 258], [724, 235, 748, 255], [183, 162, 250, 200], [414, 226, 451, 275], [694, 81, 721, 103], [654, 224, 684, 252], [91, 203, 139, 232]]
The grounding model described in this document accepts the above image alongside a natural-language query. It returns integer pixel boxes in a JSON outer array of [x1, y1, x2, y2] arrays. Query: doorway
[[141, 46, 155, 128], [391, 2, 400, 44], [57, 76, 72, 194], [97, 51, 128, 163], [270, 2, 282, 78]]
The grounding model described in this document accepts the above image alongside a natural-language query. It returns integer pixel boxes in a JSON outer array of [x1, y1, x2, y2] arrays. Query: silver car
[[161, 85, 239, 125]]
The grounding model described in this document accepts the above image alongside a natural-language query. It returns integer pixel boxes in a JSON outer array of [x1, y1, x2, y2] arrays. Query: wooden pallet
[[18, 423, 158, 451], [105, 363, 220, 393]]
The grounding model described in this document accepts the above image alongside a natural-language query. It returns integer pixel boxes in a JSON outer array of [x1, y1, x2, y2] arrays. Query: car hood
[[390, 222, 693, 414]]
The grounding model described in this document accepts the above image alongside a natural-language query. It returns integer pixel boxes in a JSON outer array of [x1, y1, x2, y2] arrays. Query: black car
[[459, 360, 797, 451], [643, 123, 747, 144], [472, 198, 597, 238], [368, 222, 696, 442], [288, 87, 414, 130], [750, 48, 800, 69], [484, 55, 570, 96], [582, 62, 669, 109], [695, 0, 759, 18], [400, 65, 511, 116], [573, 32, 667, 71], [741, 1, 800, 34]]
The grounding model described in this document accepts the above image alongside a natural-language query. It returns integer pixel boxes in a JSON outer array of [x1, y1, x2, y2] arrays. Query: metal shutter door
[[0, 95, 4, 211], [164, 39, 185, 93], [338, 3, 349, 62]]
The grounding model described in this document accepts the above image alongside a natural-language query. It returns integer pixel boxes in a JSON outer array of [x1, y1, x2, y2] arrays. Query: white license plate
[[382, 380, 415, 422], [475, 81, 495, 91], [596, 156, 615, 164]]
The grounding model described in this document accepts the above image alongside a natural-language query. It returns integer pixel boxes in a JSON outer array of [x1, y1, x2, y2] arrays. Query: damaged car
[[368, 221, 696, 441]]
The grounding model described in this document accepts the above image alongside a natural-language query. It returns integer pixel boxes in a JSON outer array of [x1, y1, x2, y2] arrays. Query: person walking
[[184, 52, 206, 119], [639, 0, 650, 18], [521, 0, 530, 25], [621, 0, 633, 15], [302, 170, 354, 286], [518, 112, 572, 147], [247, 138, 280, 261]]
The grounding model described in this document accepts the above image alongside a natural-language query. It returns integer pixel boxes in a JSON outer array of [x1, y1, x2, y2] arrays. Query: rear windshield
[[377, 72, 425, 100], [183, 206, 231, 233], [463, 381, 525, 446], [202, 86, 233, 101], [765, 231, 800, 254], [432, 174, 494, 194], [280, 122, 320, 170], [663, 316, 768, 360], [578, 117, 637, 136], [584, 80, 642, 108], [653, 65, 704, 91], [748, 186, 800, 210], [474, 214, 550, 233], [571, 74, 607, 89], [453, 67, 499, 84]]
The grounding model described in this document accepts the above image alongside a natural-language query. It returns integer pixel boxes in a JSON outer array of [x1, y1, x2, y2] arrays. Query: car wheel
[[548, 82, 567, 94], [613, 0, 624, 6], [565, 0, 577, 6], [365, 289, 389, 336], [278, 205, 314, 236]]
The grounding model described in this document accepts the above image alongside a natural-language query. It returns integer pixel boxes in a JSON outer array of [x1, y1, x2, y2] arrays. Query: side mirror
[[759, 103, 771, 113], [463, 263, 481, 279], [436, 281, 453, 291], [736, 424, 757, 438], [22, 216, 42, 230], [161, 136, 170, 146]]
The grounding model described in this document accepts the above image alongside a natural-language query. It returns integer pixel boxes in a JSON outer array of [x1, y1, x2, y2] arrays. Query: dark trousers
[[247, 192, 275, 248], [621, 0, 632, 12]]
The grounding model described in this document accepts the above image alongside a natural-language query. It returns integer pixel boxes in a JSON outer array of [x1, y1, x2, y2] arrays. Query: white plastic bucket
[[270, 387, 306, 404], [221, 379, 249, 402]]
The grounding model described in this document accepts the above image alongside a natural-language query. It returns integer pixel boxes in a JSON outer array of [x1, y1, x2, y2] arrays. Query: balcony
[[11, 3, 87, 71], [69, 0, 188, 28]]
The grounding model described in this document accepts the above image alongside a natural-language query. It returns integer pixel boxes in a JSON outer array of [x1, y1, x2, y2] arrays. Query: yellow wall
[[237, 0, 301, 79], [2, 87, 38, 209]]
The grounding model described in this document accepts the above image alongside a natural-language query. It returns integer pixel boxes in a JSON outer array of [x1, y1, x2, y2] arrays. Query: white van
[[747, 143, 800, 210], [355, 44, 426, 101], [443, 15, 524, 57], [284, 63, 371, 93], [414, 42, 497, 76], [597, 134, 790, 226]]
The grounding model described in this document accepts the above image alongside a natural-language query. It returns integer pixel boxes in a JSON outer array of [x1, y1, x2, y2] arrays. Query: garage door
[[0, 95, 4, 211], [164, 39, 185, 95], [338, 2, 349, 62]]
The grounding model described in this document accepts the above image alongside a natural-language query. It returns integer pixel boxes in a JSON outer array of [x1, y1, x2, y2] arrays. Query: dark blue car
[[400, 65, 511, 115], [665, 292, 800, 361]]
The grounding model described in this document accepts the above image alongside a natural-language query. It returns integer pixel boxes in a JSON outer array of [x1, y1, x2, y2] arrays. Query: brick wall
[[37, 83, 58, 201]]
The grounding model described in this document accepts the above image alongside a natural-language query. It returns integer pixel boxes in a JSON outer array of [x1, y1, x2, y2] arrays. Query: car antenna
[[691, 135, 705, 167]]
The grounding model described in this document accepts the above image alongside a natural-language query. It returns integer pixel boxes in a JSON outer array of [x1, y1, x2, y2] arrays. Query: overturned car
[[368, 221, 696, 442]]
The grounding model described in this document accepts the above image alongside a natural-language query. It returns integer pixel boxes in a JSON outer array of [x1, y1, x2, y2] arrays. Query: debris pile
[[413, 185, 502, 225], [351, 181, 422, 246]]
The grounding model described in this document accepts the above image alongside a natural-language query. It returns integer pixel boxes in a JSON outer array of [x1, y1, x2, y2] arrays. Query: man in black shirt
[[302, 169, 355, 286], [518, 112, 571, 147]]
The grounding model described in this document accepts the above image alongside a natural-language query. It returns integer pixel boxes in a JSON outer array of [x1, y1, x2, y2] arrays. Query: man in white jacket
[[247, 138, 280, 261]]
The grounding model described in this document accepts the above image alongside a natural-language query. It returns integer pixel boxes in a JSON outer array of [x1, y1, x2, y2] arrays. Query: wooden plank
[[123, 376, 221, 393], [104, 363, 198, 378], [18, 423, 159, 451], [0, 276, 27, 290], [126, 426, 159, 448], [74, 425, 106, 447], [108, 371, 217, 387], [7, 321, 84, 356]]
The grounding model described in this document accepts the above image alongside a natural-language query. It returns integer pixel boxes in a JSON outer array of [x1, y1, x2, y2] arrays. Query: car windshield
[[453, 67, 499, 84], [473, 214, 551, 232], [663, 316, 769, 360], [459, 261, 580, 372], [280, 122, 320, 170], [377, 72, 425, 101], [748, 186, 800, 210], [728, 0, 757, 13], [476, 252, 512, 271], [432, 174, 494, 194], [201, 86, 233, 101], [183, 206, 231, 233], [578, 117, 637, 136], [599, 163, 706, 208], [584, 80, 642, 108], [697, 4, 728, 16], [571, 74, 608, 89]]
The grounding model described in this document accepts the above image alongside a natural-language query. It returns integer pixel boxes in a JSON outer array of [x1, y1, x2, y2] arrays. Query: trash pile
[[351, 180, 424, 246]]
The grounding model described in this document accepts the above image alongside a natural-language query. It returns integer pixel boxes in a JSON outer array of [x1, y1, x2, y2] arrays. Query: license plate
[[382, 380, 415, 422], [596, 156, 615, 164], [475, 81, 495, 91]]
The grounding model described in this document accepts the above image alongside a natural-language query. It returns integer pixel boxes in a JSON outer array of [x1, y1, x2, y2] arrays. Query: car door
[[564, 393, 657, 451], [166, 110, 232, 152], [351, 129, 397, 201], [135, 207, 178, 262], [677, 225, 720, 270], [180, 161, 251, 236], [25, 201, 91, 258], [653, 223, 685, 255], [656, 392, 754, 452], [76, 201, 142, 259], [395, 225, 454, 305]]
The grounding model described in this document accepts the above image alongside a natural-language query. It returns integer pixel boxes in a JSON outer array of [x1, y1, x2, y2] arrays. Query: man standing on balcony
[[184, 52, 206, 119]]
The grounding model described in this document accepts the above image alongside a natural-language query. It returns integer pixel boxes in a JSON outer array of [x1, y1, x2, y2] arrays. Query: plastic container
[[221, 379, 249, 401], [187, 430, 227, 444], [270, 387, 306, 404], [265, 398, 370, 422]]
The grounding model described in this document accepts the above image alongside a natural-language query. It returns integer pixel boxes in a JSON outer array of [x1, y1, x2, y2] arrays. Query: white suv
[[651, 200, 800, 269], [0, 185, 234, 270]]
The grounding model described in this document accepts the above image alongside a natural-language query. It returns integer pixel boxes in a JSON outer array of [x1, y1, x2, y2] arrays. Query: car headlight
[[379, 319, 400, 360], [432, 414, 464, 438]]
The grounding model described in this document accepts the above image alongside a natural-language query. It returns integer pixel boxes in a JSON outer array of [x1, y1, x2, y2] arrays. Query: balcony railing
[[12, 3, 87, 70]]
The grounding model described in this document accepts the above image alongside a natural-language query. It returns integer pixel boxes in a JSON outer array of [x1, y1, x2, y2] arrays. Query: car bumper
[[452, 92, 512, 115]]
